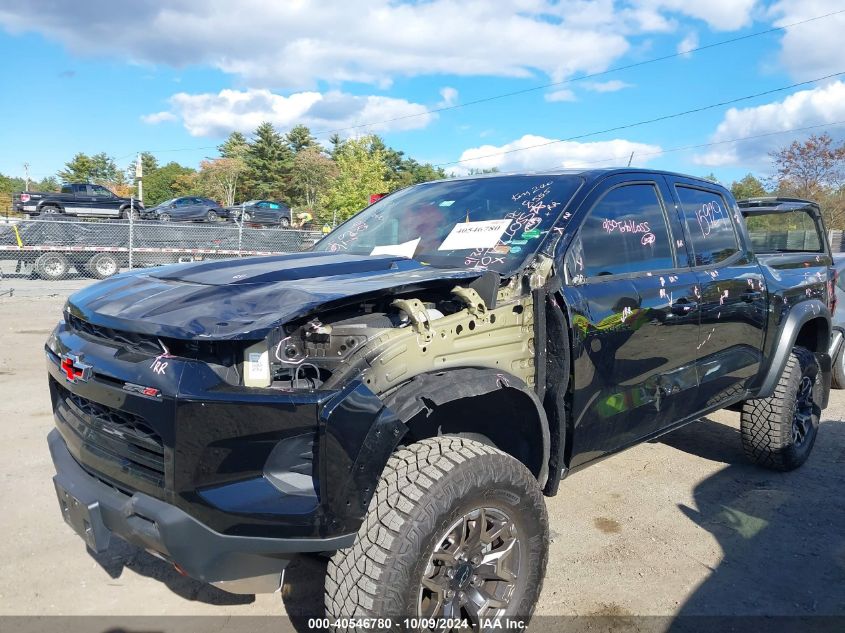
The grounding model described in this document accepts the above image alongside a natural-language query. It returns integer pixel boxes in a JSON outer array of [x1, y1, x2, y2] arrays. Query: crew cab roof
[[442, 167, 727, 189]]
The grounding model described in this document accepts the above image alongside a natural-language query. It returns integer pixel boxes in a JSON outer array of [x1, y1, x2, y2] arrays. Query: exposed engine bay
[[242, 256, 554, 396]]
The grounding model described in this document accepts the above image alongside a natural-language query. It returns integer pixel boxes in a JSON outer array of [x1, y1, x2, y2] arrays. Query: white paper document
[[438, 219, 512, 251], [370, 237, 421, 258]]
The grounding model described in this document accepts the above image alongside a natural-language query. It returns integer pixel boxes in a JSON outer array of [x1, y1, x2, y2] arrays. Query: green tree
[[58, 152, 123, 185], [730, 173, 767, 200], [321, 135, 388, 220], [286, 124, 319, 154], [196, 158, 246, 206], [243, 122, 294, 200], [700, 172, 720, 184], [142, 162, 197, 205], [328, 133, 344, 158], [290, 147, 338, 210], [218, 131, 249, 160]]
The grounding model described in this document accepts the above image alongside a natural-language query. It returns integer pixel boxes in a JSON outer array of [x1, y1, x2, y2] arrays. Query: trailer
[[0, 218, 321, 281]]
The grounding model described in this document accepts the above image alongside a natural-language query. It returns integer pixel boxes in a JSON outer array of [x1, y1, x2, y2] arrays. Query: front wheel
[[325, 437, 548, 628], [832, 344, 845, 389], [206, 209, 219, 222], [279, 216, 291, 228], [121, 207, 139, 220], [740, 346, 821, 471]]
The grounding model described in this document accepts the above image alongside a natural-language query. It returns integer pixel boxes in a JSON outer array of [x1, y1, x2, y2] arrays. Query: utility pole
[[23, 162, 31, 191], [135, 154, 144, 203]]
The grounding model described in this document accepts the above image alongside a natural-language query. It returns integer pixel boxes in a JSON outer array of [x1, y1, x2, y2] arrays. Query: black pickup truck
[[14, 183, 142, 218], [45, 169, 833, 626]]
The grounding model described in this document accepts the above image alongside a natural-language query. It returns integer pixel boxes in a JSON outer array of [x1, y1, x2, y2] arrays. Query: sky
[[1, 0, 845, 186]]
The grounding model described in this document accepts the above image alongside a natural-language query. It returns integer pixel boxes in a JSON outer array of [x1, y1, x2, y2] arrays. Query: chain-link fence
[[0, 216, 324, 281]]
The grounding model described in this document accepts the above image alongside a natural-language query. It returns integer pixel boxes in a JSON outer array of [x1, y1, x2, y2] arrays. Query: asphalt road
[[0, 278, 843, 627]]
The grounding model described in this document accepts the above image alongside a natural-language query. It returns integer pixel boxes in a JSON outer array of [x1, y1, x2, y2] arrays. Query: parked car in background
[[228, 200, 292, 227], [13, 183, 143, 219], [143, 196, 225, 222]]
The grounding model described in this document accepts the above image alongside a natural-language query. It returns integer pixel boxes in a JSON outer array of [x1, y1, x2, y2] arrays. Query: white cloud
[[456, 135, 663, 172], [140, 111, 177, 125], [585, 80, 634, 92], [438, 87, 459, 108], [630, 0, 757, 31], [0, 1, 635, 89], [677, 31, 699, 57], [545, 89, 577, 102], [770, 0, 845, 80], [152, 88, 434, 137], [694, 81, 845, 166]]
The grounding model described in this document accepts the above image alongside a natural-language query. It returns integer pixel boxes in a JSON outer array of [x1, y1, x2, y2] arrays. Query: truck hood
[[66, 252, 480, 340]]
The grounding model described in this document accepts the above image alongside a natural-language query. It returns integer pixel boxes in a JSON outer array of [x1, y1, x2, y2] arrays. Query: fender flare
[[757, 299, 831, 400], [382, 367, 550, 487]]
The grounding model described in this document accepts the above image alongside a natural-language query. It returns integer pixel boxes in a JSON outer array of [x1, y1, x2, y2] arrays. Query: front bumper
[[46, 316, 406, 591], [49, 429, 352, 593]]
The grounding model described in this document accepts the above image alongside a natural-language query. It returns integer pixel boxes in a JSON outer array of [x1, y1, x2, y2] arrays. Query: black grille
[[56, 385, 165, 488], [65, 313, 162, 355]]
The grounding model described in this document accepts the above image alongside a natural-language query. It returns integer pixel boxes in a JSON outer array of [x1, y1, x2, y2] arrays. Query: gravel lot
[[0, 277, 843, 626]]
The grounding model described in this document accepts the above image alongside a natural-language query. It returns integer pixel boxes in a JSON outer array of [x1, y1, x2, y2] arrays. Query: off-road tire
[[740, 346, 821, 471], [325, 437, 548, 627]]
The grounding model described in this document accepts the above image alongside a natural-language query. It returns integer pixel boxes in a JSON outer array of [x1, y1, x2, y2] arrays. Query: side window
[[90, 185, 112, 197], [61, 185, 73, 194], [269, 202, 280, 209], [257, 201, 270, 208], [572, 183, 674, 278], [675, 186, 739, 266]]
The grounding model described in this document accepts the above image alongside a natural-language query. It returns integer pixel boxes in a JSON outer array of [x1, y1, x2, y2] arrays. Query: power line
[[435, 71, 845, 167], [488, 119, 845, 175], [310, 8, 845, 137], [119, 8, 845, 158]]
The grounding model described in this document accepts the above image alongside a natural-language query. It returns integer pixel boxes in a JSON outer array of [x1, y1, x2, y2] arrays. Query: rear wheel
[[40, 205, 61, 216], [740, 346, 821, 471], [85, 253, 119, 279], [325, 437, 548, 628], [34, 253, 70, 280]]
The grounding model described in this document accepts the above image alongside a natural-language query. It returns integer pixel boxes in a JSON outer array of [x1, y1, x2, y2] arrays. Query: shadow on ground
[[662, 416, 845, 624]]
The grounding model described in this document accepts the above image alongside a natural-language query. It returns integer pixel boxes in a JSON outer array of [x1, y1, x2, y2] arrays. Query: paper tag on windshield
[[438, 219, 512, 251], [370, 237, 420, 259]]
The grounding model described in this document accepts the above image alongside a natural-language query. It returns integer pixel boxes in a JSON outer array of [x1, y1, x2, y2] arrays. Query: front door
[[561, 176, 701, 468]]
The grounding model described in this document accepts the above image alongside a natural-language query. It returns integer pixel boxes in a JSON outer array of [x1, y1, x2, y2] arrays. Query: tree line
[[2, 127, 845, 228], [0, 123, 452, 225]]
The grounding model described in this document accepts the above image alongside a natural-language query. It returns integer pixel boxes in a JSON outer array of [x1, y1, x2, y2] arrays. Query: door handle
[[742, 290, 762, 302], [671, 300, 698, 315]]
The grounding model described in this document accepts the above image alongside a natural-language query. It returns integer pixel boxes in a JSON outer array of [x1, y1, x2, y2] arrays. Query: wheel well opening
[[795, 317, 829, 354], [403, 389, 545, 479]]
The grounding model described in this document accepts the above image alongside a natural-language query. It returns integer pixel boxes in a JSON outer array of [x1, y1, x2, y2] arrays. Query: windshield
[[157, 198, 177, 207], [314, 175, 582, 274]]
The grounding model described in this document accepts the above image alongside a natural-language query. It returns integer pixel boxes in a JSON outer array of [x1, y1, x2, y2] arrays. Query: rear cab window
[[567, 182, 675, 280], [674, 186, 739, 266], [744, 209, 824, 253]]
